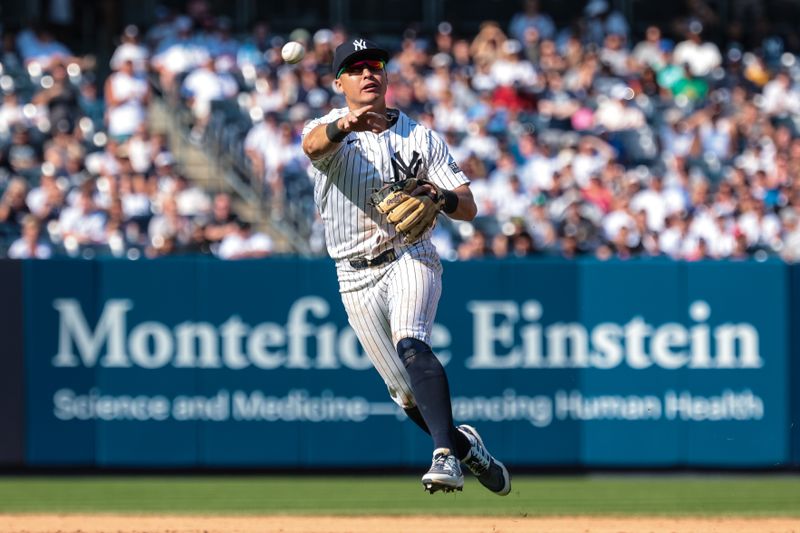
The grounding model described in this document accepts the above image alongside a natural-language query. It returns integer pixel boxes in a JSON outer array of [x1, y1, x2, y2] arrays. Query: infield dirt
[[1, 514, 799, 533]]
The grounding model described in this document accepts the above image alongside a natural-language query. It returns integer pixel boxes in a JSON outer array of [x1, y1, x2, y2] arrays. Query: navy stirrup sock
[[404, 405, 471, 459]]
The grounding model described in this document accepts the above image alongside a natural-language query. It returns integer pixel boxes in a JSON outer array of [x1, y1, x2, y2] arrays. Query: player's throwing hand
[[337, 105, 389, 134]]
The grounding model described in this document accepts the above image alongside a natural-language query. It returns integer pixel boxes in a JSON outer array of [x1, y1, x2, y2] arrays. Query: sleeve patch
[[449, 161, 461, 174]]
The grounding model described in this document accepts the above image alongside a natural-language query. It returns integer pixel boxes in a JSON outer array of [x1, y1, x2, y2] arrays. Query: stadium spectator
[[172, 174, 211, 218], [632, 26, 666, 70], [509, 225, 537, 256], [7, 215, 52, 259], [146, 232, 178, 258], [104, 52, 150, 142], [252, 121, 305, 202], [16, 24, 75, 69], [32, 61, 81, 133], [457, 229, 491, 260], [216, 219, 272, 259], [761, 71, 800, 117], [490, 232, 511, 258], [200, 192, 240, 246], [1, 127, 42, 176], [26, 172, 66, 223], [509, 0, 555, 43], [0, 178, 31, 232], [110, 25, 149, 74], [583, 0, 630, 46], [495, 175, 533, 222], [119, 172, 152, 221], [181, 55, 238, 141], [151, 16, 206, 94], [148, 194, 194, 250], [672, 21, 721, 77], [58, 187, 107, 250], [558, 202, 598, 253], [0, 92, 27, 137], [470, 21, 508, 67]]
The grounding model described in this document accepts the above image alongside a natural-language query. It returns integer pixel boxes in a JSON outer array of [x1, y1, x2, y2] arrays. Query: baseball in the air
[[281, 41, 305, 64]]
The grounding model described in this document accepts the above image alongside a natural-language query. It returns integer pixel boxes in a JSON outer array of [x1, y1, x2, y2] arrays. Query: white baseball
[[281, 41, 305, 64]]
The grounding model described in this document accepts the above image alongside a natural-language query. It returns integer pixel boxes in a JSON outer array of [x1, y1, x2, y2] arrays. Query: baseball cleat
[[421, 448, 464, 494], [458, 425, 512, 496]]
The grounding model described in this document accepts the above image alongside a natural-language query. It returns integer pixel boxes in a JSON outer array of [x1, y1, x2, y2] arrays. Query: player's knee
[[397, 337, 430, 366], [397, 337, 442, 374]]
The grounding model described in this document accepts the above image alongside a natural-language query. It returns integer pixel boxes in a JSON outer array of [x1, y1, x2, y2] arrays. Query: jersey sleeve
[[425, 129, 470, 191], [301, 108, 348, 170]]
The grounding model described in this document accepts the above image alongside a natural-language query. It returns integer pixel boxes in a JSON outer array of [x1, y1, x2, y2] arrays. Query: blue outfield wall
[[7, 257, 798, 468]]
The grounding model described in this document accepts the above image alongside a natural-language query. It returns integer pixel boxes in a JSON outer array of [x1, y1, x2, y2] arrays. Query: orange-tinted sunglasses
[[337, 59, 386, 78]]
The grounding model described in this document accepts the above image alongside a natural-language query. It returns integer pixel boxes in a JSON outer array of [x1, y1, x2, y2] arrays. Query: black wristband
[[442, 189, 459, 214], [325, 121, 348, 143]]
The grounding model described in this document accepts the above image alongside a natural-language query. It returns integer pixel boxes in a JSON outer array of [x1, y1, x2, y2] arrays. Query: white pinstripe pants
[[339, 250, 443, 408]]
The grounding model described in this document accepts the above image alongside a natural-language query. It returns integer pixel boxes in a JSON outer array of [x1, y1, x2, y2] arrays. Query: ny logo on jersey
[[353, 39, 367, 51], [391, 151, 422, 181]]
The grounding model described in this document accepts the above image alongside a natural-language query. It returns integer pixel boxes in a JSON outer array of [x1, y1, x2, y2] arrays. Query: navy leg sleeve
[[397, 337, 469, 456]]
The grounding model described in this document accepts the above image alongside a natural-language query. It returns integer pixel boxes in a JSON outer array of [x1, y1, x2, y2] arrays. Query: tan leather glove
[[371, 178, 445, 244]]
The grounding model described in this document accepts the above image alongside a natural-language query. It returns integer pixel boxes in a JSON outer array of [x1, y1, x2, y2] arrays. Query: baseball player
[[301, 37, 511, 495]]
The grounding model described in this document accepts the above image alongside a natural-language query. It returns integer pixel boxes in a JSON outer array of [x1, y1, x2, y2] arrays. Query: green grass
[[0, 476, 798, 516]]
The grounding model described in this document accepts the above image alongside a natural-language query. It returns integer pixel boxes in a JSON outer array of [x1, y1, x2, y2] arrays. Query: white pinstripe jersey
[[302, 107, 469, 262]]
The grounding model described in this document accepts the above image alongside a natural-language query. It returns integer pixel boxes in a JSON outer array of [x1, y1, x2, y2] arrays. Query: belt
[[349, 249, 397, 269]]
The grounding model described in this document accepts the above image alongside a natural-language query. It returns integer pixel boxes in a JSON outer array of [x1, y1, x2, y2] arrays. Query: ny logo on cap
[[353, 39, 367, 51]]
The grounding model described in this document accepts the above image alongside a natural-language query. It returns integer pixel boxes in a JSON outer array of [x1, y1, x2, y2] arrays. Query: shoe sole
[[422, 480, 464, 494], [421, 473, 464, 494], [458, 424, 512, 496]]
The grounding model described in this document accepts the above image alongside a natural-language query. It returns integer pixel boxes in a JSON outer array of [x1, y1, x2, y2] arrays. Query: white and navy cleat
[[458, 425, 512, 496], [421, 448, 464, 494]]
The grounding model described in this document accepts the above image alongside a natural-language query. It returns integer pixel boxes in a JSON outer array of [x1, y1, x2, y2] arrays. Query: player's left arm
[[423, 130, 477, 221], [444, 184, 477, 221]]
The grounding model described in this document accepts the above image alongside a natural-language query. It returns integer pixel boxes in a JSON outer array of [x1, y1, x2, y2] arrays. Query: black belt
[[349, 249, 397, 269]]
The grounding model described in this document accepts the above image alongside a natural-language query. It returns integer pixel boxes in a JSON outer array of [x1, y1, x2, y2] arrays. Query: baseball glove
[[370, 178, 445, 244]]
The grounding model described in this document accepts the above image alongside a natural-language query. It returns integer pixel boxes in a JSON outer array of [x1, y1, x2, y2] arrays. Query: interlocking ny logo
[[353, 39, 367, 51], [391, 151, 421, 181]]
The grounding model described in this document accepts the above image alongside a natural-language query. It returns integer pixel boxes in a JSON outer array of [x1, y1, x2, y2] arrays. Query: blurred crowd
[[0, 8, 273, 260], [5, 0, 800, 262]]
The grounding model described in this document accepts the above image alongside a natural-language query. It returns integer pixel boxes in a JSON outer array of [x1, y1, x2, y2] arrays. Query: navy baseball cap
[[332, 37, 389, 78]]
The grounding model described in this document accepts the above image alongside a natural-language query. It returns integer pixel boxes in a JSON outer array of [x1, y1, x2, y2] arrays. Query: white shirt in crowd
[[217, 230, 273, 259], [58, 205, 107, 244], [494, 182, 533, 221], [490, 58, 537, 88], [602, 208, 635, 241], [152, 41, 208, 78], [182, 65, 238, 119], [110, 42, 149, 73], [630, 188, 668, 232], [461, 130, 499, 163], [760, 76, 800, 116], [175, 186, 211, 217], [519, 153, 555, 192], [8, 238, 52, 259], [106, 71, 149, 137], [738, 210, 781, 246], [672, 39, 721, 77], [121, 193, 151, 218]]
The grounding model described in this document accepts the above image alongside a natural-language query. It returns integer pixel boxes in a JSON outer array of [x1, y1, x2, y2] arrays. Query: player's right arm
[[302, 105, 388, 161]]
